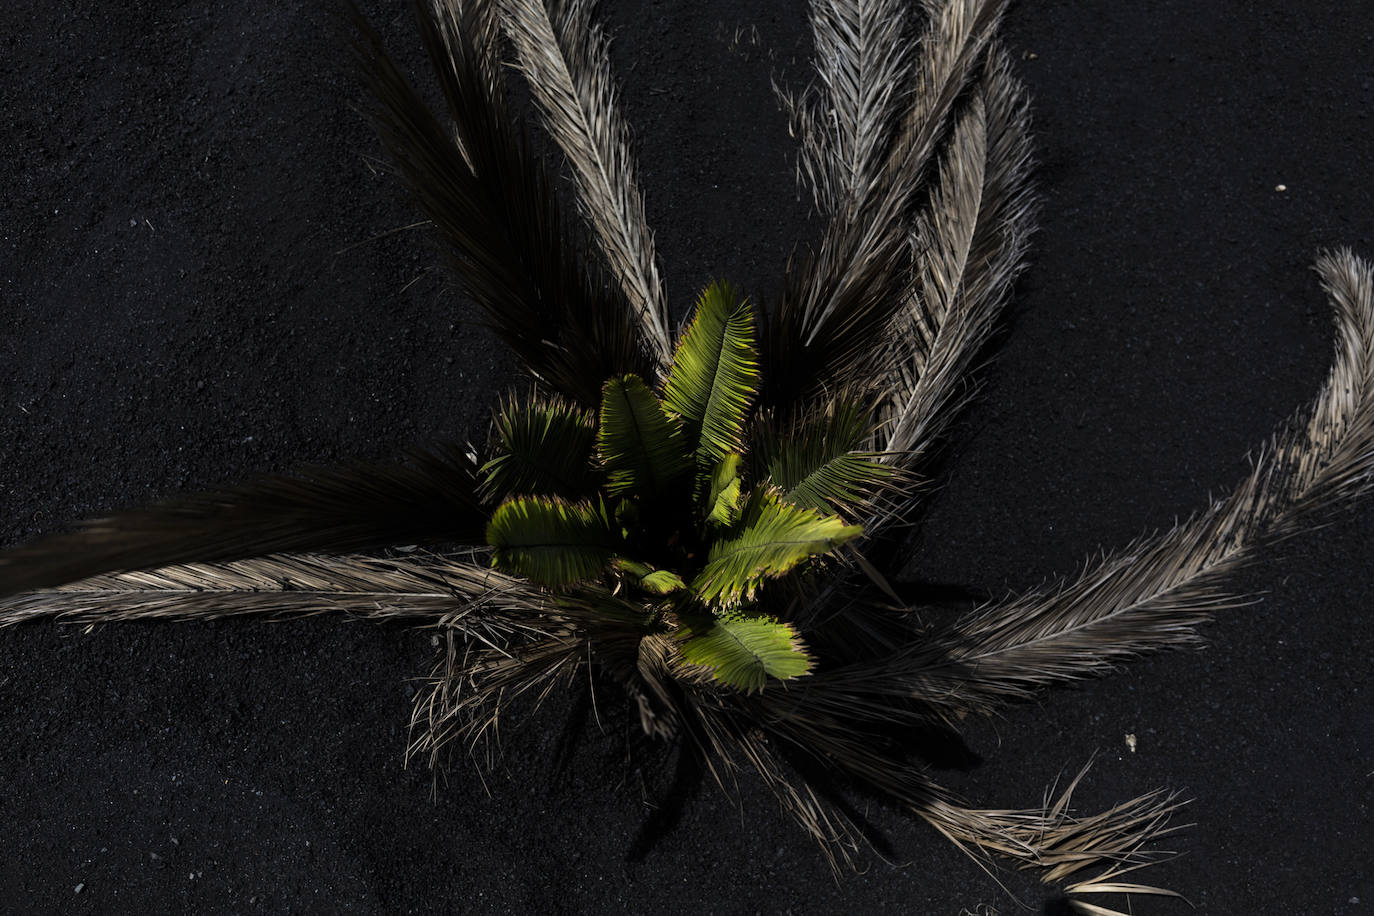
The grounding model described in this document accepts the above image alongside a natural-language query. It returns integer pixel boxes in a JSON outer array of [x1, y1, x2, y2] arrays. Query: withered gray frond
[[0, 553, 545, 630], [764, 0, 1008, 410], [409, 622, 584, 773], [860, 250, 1374, 721], [876, 47, 1034, 500], [751, 696, 1186, 885], [501, 0, 671, 362], [407, 582, 660, 769], [884, 0, 1009, 188], [787, 0, 916, 215], [921, 771, 1189, 885]]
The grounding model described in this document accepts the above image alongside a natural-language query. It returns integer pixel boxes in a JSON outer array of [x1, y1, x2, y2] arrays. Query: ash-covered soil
[[2, 2, 1371, 913]]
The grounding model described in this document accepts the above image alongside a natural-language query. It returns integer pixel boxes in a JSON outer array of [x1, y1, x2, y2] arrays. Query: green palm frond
[[611, 558, 686, 595], [486, 495, 618, 586], [598, 375, 693, 497], [662, 281, 760, 468], [482, 395, 597, 501], [640, 569, 687, 595], [704, 452, 744, 527], [692, 490, 862, 606], [678, 613, 812, 691], [755, 402, 907, 516]]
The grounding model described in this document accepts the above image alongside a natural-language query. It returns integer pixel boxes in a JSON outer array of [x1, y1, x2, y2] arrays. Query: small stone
[[1275, 184, 1287, 192], [1125, 733, 1138, 753], [74, 884, 85, 894]]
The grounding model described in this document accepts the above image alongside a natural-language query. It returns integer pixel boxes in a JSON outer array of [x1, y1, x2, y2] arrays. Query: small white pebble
[[1275, 184, 1287, 192], [74, 884, 85, 894], [1125, 733, 1138, 753]]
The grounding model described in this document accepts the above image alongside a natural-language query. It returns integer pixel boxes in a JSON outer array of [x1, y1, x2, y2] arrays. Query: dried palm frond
[[349, 0, 653, 406], [878, 47, 1035, 493], [0, 553, 545, 629], [884, 0, 1008, 188], [783, 0, 916, 215], [4, 2, 1370, 911], [410, 619, 585, 771], [500, 0, 670, 361], [857, 249, 1374, 721], [922, 779, 1189, 885], [0, 446, 486, 597], [748, 693, 1188, 883], [764, 0, 1010, 411]]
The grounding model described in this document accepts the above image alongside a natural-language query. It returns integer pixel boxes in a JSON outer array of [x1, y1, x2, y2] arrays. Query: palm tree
[[3, 1, 1372, 910]]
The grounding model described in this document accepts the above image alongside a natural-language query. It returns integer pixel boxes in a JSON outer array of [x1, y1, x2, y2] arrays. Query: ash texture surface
[[1, 1, 1371, 913]]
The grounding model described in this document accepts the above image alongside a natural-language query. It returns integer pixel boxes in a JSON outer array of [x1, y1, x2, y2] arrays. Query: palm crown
[[483, 280, 896, 691], [3, 0, 1373, 910]]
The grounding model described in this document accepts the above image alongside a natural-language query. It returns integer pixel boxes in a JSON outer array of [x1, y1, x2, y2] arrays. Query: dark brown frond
[[0, 445, 485, 597], [348, 1, 653, 406]]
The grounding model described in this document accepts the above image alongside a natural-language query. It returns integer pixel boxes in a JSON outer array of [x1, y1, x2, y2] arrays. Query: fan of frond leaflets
[[0, 1, 1371, 912]]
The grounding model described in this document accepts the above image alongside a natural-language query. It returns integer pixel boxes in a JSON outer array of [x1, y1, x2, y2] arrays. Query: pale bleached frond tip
[[794, 0, 916, 214], [500, 0, 670, 359]]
